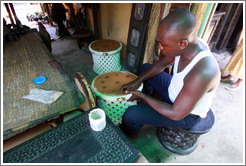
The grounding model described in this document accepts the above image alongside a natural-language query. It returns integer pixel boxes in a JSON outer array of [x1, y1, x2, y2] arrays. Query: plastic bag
[[22, 88, 64, 104]]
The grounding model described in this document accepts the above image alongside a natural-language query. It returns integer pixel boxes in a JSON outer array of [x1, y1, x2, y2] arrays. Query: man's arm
[[171, 56, 220, 119], [127, 56, 220, 120], [137, 56, 174, 82], [121, 56, 174, 91]]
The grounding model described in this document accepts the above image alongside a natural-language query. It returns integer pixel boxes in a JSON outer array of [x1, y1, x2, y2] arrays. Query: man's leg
[[120, 104, 200, 137], [120, 63, 176, 137]]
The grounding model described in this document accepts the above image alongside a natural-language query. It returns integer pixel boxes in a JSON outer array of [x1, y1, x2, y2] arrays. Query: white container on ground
[[88, 108, 106, 131]]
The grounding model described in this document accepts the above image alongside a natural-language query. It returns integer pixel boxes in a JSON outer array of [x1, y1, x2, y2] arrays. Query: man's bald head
[[158, 8, 197, 42]]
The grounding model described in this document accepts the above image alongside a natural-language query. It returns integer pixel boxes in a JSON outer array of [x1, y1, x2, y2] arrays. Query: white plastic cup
[[89, 108, 106, 131]]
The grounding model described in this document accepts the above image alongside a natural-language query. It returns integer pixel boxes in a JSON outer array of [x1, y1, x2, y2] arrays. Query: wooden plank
[[190, 3, 209, 34], [201, 3, 218, 41], [4, 3, 15, 26], [197, 3, 215, 38], [216, 3, 243, 50], [143, 3, 161, 64]]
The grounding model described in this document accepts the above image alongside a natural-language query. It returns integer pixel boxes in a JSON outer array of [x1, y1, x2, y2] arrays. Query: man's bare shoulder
[[184, 55, 220, 93], [195, 55, 220, 78], [189, 55, 221, 92]]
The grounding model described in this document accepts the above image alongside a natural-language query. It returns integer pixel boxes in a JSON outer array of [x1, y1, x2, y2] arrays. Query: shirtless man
[[119, 8, 221, 138]]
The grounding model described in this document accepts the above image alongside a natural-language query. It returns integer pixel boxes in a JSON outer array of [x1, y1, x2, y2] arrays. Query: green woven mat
[[3, 111, 139, 163], [3, 32, 83, 135], [130, 126, 176, 163]]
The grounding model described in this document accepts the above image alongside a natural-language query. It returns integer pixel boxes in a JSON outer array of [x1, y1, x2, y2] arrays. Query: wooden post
[[42, 3, 53, 26], [142, 3, 172, 64], [4, 3, 15, 27], [200, 3, 218, 40], [143, 3, 161, 64], [197, 3, 215, 37], [8, 3, 17, 18], [39, 3, 45, 14], [216, 3, 243, 50], [92, 4, 99, 39], [160, 3, 171, 21], [9, 3, 23, 28], [190, 3, 208, 35]]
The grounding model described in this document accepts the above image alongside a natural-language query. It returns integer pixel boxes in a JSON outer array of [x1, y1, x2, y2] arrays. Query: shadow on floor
[[51, 37, 97, 84], [130, 126, 176, 163]]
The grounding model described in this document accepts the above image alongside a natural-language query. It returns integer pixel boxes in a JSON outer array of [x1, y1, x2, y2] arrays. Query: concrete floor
[[50, 37, 244, 164]]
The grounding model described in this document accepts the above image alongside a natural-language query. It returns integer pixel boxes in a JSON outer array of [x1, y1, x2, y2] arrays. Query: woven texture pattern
[[3, 32, 83, 138], [97, 98, 137, 125], [92, 52, 122, 74], [157, 127, 200, 155], [3, 111, 139, 163]]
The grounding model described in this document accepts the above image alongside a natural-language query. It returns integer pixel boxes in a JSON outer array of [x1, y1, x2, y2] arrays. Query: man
[[119, 8, 221, 138]]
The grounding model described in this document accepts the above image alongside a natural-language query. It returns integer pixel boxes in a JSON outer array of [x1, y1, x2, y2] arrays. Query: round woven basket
[[91, 71, 143, 125], [89, 39, 122, 75], [91, 71, 143, 101]]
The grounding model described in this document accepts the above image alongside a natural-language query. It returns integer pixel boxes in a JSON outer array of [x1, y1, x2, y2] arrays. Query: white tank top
[[168, 40, 218, 118]]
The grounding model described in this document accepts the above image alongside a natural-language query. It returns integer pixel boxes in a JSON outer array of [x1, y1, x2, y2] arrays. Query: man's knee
[[122, 105, 139, 123]]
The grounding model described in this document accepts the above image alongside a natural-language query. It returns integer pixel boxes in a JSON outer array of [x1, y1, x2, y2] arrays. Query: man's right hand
[[120, 79, 142, 93]]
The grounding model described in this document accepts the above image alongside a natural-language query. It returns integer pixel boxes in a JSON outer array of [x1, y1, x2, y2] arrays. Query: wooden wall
[[99, 3, 132, 58]]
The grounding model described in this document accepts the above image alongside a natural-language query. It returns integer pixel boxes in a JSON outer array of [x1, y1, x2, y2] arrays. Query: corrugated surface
[[3, 32, 83, 134]]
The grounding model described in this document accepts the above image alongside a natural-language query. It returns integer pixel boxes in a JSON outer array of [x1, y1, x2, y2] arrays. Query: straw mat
[[3, 32, 83, 138]]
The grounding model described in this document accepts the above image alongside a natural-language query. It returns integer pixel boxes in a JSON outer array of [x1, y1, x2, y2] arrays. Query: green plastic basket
[[97, 98, 137, 125], [89, 40, 122, 75], [91, 71, 143, 125]]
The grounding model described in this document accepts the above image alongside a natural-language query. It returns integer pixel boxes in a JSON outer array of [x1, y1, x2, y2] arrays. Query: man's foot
[[225, 83, 240, 91], [221, 76, 234, 82], [118, 124, 138, 141]]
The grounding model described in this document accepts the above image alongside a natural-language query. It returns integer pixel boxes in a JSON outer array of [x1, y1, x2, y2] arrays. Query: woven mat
[[3, 111, 139, 163], [3, 32, 83, 137]]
